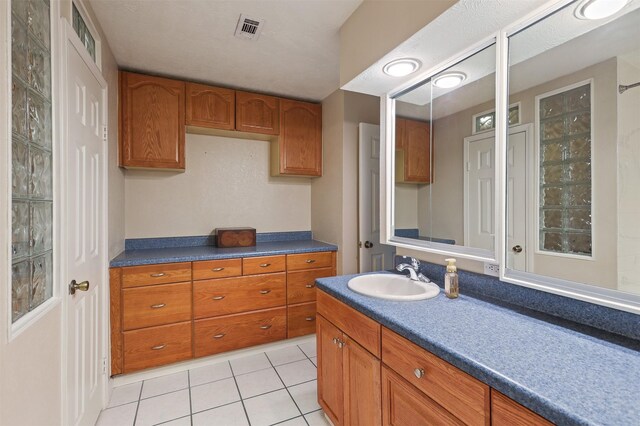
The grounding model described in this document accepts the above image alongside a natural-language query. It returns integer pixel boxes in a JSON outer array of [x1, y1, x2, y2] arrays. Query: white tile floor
[[97, 340, 331, 426]]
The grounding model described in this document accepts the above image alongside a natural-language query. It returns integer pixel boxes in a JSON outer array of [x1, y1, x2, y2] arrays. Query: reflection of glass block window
[[473, 105, 520, 134], [11, 0, 54, 322], [72, 3, 96, 61], [538, 83, 592, 256]]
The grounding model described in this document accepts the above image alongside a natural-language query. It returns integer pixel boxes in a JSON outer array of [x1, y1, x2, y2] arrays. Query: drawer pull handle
[[305, 284, 315, 288], [212, 296, 225, 300], [259, 290, 271, 295], [151, 344, 166, 350], [260, 325, 272, 330], [305, 316, 315, 321], [150, 273, 166, 278], [213, 334, 225, 339], [150, 303, 166, 309], [414, 368, 425, 379], [305, 259, 316, 264], [212, 267, 225, 272], [259, 263, 271, 268]]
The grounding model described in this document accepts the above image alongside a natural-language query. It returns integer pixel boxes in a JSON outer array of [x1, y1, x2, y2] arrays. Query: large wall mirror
[[389, 40, 499, 261], [503, 0, 640, 310]]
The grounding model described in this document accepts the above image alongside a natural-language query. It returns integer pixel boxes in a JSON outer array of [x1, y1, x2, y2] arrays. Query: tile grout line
[[229, 360, 253, 426], [265, 352, 309, 426], [132, 380, 144, 426], [187, 370, 194, 426]]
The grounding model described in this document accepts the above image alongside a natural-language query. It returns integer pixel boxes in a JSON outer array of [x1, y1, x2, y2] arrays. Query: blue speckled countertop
[[316, 273, 640, 426], [110, 240, 337, 267]]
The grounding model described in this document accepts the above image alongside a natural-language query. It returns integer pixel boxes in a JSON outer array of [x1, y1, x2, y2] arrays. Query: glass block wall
[[539, 83, 592, 256], [11, 0, 53, 322], [72, 3, 96, 61]]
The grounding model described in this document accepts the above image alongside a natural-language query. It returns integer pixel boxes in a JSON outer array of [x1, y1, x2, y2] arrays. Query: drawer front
[[242, 255, 286, 275], [287, 267, 333, 304], [317, 291, 380, 357], [123, 282, 192, 330], [381, 327, 489, 426], [193, 258, 242, 281], [194, 307, 286, 357], [287, 252, 334, 271], [193, 273, 286, 319], [491, 391, 553, 426], [123, 322, 192, 373], [287, 302, 316, 338], [382, 367, 464, 426], [122, 262, 191, 288]]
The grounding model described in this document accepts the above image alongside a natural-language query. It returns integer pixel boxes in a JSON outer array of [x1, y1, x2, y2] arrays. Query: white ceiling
[[88, 0, 363, 101]]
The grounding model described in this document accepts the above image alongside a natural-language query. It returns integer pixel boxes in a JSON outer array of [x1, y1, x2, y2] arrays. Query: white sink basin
[[347, 274, 440, 301]]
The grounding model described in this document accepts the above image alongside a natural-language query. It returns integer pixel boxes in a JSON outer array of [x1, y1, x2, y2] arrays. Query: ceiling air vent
[[235, 14, 264, 41]]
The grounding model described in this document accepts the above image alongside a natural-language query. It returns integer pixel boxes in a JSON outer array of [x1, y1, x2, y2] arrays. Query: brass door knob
[[512, 245, 523, 253], [69, 280, 90, 295], [364, 241, 374, 249]]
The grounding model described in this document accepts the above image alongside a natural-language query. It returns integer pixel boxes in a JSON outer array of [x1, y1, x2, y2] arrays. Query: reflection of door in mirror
[[507, 4, 640, 295]]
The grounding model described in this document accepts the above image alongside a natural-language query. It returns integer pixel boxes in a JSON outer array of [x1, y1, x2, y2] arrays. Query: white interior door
[[506, 126, 531, 271], [64, 22, 107, 426], [359, 123, 395, 272]]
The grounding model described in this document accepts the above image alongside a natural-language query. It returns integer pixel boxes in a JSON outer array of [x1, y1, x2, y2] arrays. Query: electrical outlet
[[484, 262, 500, 277]]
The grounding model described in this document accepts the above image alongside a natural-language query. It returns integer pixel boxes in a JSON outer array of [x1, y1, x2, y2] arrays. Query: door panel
[[344, 336, 382, 426], [317, 315, 344, 426]]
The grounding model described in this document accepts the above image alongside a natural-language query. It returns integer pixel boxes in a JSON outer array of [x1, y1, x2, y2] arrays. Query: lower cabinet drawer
[[194, 307, 286, 357], [123, 282, 192, 330], [123, 322, 192, 373], [382, 366, 464, 425], [242, 255, 286, 275], [287, 301, 316, 338], [287, 267, 333, 304], [287, 251, 334, 271], [381, 327, 489, 426], [492, 391, 553, 426]]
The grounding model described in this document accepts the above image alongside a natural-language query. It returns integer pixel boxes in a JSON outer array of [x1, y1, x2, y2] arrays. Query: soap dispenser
[[444, 258, 459, 299]]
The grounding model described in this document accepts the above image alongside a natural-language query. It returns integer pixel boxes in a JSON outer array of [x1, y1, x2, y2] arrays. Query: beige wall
[[339, 0, 455, 87], [124, 134, 312, 238]]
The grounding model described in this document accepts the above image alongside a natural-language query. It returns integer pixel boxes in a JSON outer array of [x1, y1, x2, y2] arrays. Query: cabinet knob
[[213, 334, 225, 339], [212, 296, 225, 300], [150, 272, 166, 278], [151, 344, 166, 350], [260, 325, 272, 330], [337, 340, 345, 349], [150, 303, 166, 309], [414, 368, 425, 379], [212, 267, 225, 272], [332, 337, 339, 345]]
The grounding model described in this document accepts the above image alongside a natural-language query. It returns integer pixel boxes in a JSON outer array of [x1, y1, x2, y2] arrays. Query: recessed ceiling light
[[383, 58, 421, 77], [433, 72, 467, 89], [575, 0, 629, 20]]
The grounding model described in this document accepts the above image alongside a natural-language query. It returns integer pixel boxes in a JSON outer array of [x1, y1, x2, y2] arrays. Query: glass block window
[[473, 104, 520, 134], [72, 3, 96, 61], [538, 83, 592, 256], [11, 0, 53, 322]]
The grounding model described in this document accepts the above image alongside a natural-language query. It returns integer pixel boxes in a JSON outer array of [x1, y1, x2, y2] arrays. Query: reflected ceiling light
[[575, 0, 629, 20], [383, 58, 421, 77], [433, 72, 467, 88]]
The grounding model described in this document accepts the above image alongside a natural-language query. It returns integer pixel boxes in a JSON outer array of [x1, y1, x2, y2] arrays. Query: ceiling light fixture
[[383, 58, 421, 77], [433, 72, 467, 89], [574, 0, 629, 20]]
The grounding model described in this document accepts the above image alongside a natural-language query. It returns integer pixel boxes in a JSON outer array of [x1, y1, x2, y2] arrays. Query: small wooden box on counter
[[215, 227, 256, 248]]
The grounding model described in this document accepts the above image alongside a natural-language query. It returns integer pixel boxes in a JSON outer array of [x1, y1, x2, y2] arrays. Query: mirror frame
[[381, 0, 640, 315]]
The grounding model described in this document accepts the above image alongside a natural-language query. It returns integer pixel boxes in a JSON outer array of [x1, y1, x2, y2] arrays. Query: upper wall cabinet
[[395, 118, 431, 184], [120, 72, 185, 170], [185, 83, 235, 130], [273, 99, 322, 177], [236, 91, 280, 135]]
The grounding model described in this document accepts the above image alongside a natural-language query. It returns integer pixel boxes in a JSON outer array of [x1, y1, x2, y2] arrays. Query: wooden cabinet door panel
[[186, 83, 235, 130], [120, 72, 185, 169], [344, 336, 382, 426], [317, 315, 344, 426], [491, 391, 553, 426], [395, 118, 406, 150], [236, 91, 280, 135], [278, 99, 322, 176], [122, 282, 192, 330], [404, 119, 431, 183]]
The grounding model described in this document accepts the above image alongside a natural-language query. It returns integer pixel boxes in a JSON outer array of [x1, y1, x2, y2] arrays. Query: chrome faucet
[[396, 257, 431, 283]]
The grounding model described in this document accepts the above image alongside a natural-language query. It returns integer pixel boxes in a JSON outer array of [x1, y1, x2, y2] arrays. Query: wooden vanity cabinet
[[395, 117, 431, 184], [235, 91, 280, 135], [185, 82, 235, 130], [491, 391, 553, 426], [119, 71, 186, 170]]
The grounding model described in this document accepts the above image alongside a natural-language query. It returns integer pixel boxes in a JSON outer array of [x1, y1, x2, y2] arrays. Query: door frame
[[59, 17, 110, 423]]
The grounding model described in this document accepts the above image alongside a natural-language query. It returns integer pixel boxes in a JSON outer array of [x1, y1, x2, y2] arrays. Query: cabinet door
[[395, 117, 406, 150], [120, 72, 185, 169], [491, 391, 553, 426], [344, 336, 382, 426], [185, 83, 235, 130], [277, 99, 322, 176], [317, 315, 344, 426], [404, 119, 431, 183], [236, 91, 280, 135]]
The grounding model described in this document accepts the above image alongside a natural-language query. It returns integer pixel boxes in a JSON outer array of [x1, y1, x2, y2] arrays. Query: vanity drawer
[[287, 252, 334, 271], [491, 391, 553, 426], [287, 301, 316, 338], [317, 291, 380, 357], [192, 258, 242, 280], [123, 282, 192, 330], [194, 307, 286, 357], [287, 267, 333, 304], [122, 262, 191, 288], [193, 273, 286, 319], [123, 321, 192, 373], [381, 327, 490, 426], [242, 255, 286, 275]]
